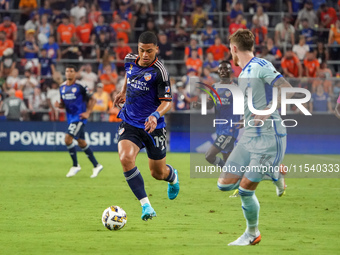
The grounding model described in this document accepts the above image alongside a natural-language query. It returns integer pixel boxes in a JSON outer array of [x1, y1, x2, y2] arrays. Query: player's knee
[[150, 169, 164, 180], [119, 153, 135, 169], [64, 135, 73, 146]]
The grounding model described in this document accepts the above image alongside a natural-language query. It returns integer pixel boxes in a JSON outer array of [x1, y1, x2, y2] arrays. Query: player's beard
[[233, 54, 239, 67]]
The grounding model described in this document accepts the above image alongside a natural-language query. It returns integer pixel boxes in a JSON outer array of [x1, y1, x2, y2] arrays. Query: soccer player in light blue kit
[[218, 29, 293, 246], [113, 32, 179, 221], [55, 65, 103, 178]]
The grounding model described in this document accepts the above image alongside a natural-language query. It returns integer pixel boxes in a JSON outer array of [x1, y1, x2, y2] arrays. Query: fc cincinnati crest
[[144, 73, 152, 81], [165, 86, 170, 93], [225, 91, 231, 97], [118, 128, 125, 135], [72, 87, 77, 93]]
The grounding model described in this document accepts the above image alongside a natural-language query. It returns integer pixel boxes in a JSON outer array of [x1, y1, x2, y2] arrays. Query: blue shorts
[[66, 121, 85, 140]]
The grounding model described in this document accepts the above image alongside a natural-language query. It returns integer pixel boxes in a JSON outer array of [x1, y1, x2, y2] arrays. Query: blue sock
[[124, 167, 147, 200], [239, 187, 260, 236], [82, 145, 98, 167], [67, 144, 78, 167], [164, 164, 176, 182]]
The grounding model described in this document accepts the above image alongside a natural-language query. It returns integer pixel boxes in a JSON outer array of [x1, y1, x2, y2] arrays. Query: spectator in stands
[[300, 18, 316, 46], [92, 82, 110, 121], [180, 0, 196, 14], [113, 3, 132, 21], [5, 68, 20, 92], [19, 0, 37, 25], [314, 41, 328, 64], [96, 0, 113, 12], [131, 3, 150, 41], [100, 65, 118, 94], [76, 16, 93, 59], [201, 67, 216, 86], [266, 37, 282, 60], [252, 6, 269, 27], [184, 38, 203, 62], [251, 17, 268, 46], [1, 88, 27, 121], [145, 18, 158, 35], [295, 1, 318, 29], [57, 14, 77, 44], [28, 87, 48, 121], [257, 46, 276, 62], [23, 30, 39, 60], [303, 50, 320, 78], [70, 0, 86, 26], [38, 0, 53, 17], [328, 20, 340, 72], [0, 0, 9, 11], [206, 37, 230, 61], [293, 35, 309, 61], [191, 5, 207, 33], [19, 69, 38, 107], [203, 52, 219, 73], [24, 11, 39, 34], [172, 81, 190, 111], [319, 3, 337, 30], [158, 31, 173, 61], [201, 20, 218, 46], [98, 54, 116, 77], [275, 14, 295, 49], [111, 14, 131, 44], [38, 48, 55, 79], [312, 71, 333, 95], [0, 16, 17, 42], [95, 31, 110, 62], [0, 31, 13, 58], [114, 38, 132, 73], [88, 3, 101, 27], [42, 35, 61, 61], [185, 49, 203, 76], [229, 14, 247, 36], [0, 48, 16, 79], [77, 64, 97, 92], [49, 0, 69, 14], [108, 90, 121, 122], [309, 85, 333, 113], [92, 15, 113, 41], [229, 1, 243, 23], [287, 0, 304, 15], [174, 26, 189, 75], [38, 14, 53, 46], [46, 80, 60, 121], [281, 48, 302, 78], [318, 61, 332, 79]]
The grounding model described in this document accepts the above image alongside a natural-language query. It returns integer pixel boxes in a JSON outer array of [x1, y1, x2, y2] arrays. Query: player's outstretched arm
[[80, 97, 96, 119], [113, 74, 127, 107], [144, 101, 172, 134], [335, 103, 340, 119]]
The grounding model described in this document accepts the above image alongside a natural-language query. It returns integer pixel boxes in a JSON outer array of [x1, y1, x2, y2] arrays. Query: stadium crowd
[[0, 0, 340, 121]]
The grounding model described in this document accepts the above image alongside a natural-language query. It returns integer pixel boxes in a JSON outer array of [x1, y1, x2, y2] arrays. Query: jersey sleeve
[[79, 82, 92, 101], [260, 61, 282, 86], [156, 68, 172, 101], [124, 53, 137, 64]]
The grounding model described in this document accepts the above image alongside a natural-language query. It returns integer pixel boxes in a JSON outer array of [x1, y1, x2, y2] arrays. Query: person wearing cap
[[274, 14, 295, 48], [22, 29, 39, 60], [0, 30, 13, 58], [24, 11, 39, 33], [201, 20, 218, 46], [295, 1, 318, 29], [0, 16, 17, 42]]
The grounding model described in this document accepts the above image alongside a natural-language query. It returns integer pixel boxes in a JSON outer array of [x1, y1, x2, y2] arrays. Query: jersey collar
[[135, 56, 158, 67], [242, 57, 256, 72]]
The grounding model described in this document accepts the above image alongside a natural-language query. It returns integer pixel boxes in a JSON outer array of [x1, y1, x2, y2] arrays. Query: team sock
[[81, 144, 98, 167], [67, 144, 78, 167], [213, 156, 225, 167], [124, 167, 148, 201], [217, 179, 240, 191], [239, 187, 260, 236], [165, 164, 177, 184]]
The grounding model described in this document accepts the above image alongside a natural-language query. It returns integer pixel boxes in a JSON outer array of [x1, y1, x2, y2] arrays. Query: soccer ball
[[102, 206, 127, 231]]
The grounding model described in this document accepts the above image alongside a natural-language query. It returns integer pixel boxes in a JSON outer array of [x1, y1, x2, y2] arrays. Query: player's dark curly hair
[[65, 64, 78, 72], [138, 31, 158, 45]]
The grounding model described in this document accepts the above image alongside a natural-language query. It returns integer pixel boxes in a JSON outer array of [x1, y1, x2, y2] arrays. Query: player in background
[[335, 94, 340, 119], [113, 31, 179, 221], [55, 65, 103, 178], [218, 29, 293, 246]]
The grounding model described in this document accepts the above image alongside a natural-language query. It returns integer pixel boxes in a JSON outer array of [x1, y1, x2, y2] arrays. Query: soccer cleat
[[228, 231, 261, 246], [66, 164, 81, 177], [229, 189, 239, 198], [90, 164, 103, 178], [141, 203, 157, 221], [168, 169, 180, 200], [274, 173, 287, 197]]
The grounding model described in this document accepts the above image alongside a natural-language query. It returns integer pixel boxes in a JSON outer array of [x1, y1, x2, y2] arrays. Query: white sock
[[170, 174, 177, 185], [246, 226, 259, 236], [140, 197, 150, 206]]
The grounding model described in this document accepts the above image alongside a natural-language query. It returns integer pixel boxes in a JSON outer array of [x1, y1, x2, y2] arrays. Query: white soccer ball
[[102, 206, 127, 231]]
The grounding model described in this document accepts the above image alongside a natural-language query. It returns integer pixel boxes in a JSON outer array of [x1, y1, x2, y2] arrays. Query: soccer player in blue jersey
[[113, 31, 179, 221], [218, 29, 293, 246], [55, 65, 103, 178]]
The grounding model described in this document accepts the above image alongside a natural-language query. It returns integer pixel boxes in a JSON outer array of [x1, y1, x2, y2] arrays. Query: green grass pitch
[[1, 152, 339, 255]]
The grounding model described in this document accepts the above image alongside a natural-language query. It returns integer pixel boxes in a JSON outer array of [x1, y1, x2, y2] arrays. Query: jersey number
[[154, 135, 166, 150], [68, 123, 77, 135]]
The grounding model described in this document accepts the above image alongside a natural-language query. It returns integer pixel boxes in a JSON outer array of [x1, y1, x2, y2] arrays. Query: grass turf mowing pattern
[[0, 152, 339, 255]]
